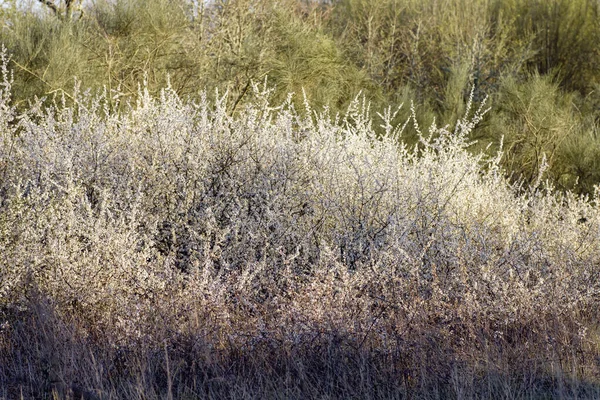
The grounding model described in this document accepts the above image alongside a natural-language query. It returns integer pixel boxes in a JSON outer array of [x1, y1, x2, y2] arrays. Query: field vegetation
[[1, 0, 600, 398]]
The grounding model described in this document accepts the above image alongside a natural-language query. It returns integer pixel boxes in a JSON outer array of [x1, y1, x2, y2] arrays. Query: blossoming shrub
[[0, 52, 599, 398]]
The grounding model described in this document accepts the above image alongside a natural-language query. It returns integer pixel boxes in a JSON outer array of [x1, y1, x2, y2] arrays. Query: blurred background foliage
[[1, 0, 600, 194]]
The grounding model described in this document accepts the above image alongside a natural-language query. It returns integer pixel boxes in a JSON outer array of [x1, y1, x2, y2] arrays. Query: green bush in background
[[326, 0, 600, 194]]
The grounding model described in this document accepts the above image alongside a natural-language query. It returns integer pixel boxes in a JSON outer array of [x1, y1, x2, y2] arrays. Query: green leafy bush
[[491, 0, 600, 93], [480, 74, 577, 185]]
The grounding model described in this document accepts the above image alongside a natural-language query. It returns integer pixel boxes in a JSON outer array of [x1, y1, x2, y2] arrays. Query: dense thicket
[[1, 1, 600, 399], [2, 0, 600, 193], [0, 52, 599, 399]]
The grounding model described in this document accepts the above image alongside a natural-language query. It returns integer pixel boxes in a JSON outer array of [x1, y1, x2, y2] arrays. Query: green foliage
[[0, 0, 370, 114], [491, 0, 600, 93], [327, 0, 524, 105], [560, 131, 600, 194], [481, 75, 577, 185], [0, 7, 87, 102], [267, 7, 373, 111], [325, 0, 600, 193]]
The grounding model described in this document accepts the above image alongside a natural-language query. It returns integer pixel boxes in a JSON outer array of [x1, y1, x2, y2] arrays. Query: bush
[[0, 50, 599, 398], [0, 0, 370, 116], [477, 74, 578, 186], [490, 0, 600, 93]]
